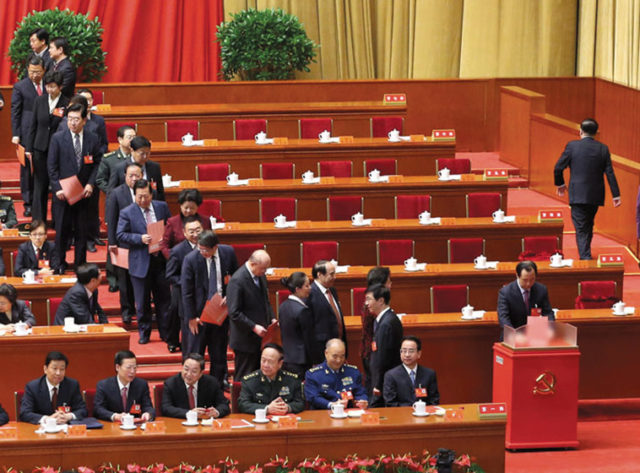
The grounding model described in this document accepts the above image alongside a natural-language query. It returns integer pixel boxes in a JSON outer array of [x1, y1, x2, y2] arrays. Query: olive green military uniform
[[238, 369, 305, 415], [0, 195, 18, 228], [96, 148, 129, 194]]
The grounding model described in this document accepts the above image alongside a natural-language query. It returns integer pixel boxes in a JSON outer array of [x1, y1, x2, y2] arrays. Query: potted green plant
[[216, 8, 317, 81], [7, 7, 107, 81]]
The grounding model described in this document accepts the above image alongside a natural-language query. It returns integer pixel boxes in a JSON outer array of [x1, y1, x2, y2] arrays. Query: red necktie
[[36, 83, 42, 96], [121, 387, 128, 411], [51, 386, 58, 408], [524, 290, 530, 313], [188, 385, 195, 409]]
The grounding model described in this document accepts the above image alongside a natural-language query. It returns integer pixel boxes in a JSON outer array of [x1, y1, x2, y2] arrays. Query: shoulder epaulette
[[0, 195, 11, 201], [103, 150, 117, 158], [308, 366, 322, 372], [243, 371, 260, 380], [345, 364, 359, 369], [281, 370, 298, 379]]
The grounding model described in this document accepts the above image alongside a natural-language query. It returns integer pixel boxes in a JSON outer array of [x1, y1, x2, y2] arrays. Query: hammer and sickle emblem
[[533, 371, 556, 395]]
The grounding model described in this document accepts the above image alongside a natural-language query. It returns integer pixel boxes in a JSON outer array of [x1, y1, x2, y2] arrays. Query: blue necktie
[[208, 257, 217, 298], [410, 370, 416, 386]]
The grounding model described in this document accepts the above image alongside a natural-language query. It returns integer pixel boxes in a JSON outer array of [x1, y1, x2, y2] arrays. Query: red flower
[[78, 468, 96, 473], [428, 457, 437, 467], [127, 465, 141, 473], [454, 455, 471, 468]]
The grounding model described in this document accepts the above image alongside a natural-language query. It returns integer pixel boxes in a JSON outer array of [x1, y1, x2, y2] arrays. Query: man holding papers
[[181, 230, 238, 386], [47, 102, 101, 272], [116, 179, 171, 344]]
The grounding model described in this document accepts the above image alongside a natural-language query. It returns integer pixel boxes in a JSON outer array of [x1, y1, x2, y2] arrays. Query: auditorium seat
[[575, 281, 619, 309], [275, 290, 289, 317], [430, 285, 469, 313], [448, 238, 485, 263], [91, 90, 104, 105], [350, 287, 366, 316], [46, 297, 63, 326], [519, 236, 561, 261], [232, 243, 266, 265], [317, 160, 352, 178], [394, 195, 431, 219], [435, 158, 471, 174], [364, 159, 397, 176], [196, 163, 230, 181], [106, 122, 137, 143], [327, 196, 363, 221], [231, 381, 242, 413], [83, 389, 96, 417], [376, 239, 414, 265], [14, 390, 24, 419], [259, 198, 297, 223], [466, 193, 502, 218], [301, 241, 339, 267], [152, 384, 164, 418], [10, 250, 17, 277], [165, 120, 200, 141], [370, 116, 404, 137], [199, 199, 222, 221], [234, 119, 267, 140], [260, 162, 295, 180], [299, 118, 333, 139]]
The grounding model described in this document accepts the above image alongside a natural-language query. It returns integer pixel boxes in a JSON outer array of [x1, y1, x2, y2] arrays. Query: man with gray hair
[[226, 249, 275, 380]]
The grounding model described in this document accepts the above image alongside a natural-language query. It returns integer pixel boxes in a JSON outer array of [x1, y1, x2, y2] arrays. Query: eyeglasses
[[30, 232, 46, 237], [400, 349, 417, 354]]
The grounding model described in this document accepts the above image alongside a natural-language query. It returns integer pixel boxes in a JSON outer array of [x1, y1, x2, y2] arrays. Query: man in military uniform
[[304, 338, 368, 410], [238, 343, 304, 415], [0, 190, 18, 229]]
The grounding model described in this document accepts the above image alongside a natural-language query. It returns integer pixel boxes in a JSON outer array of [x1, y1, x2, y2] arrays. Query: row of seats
[[105, 116, 405, 143], [195, 158, 470, 180]]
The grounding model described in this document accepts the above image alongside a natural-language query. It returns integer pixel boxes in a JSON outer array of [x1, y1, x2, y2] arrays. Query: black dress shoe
[[23, 206, 31, 217], [122, 315, 132, 324], [223, 380, 231, 391], [167, 344, 179, 353], [94, 238, 106, 246], [87, 241, 97, 253], [138, 337, 149, 345], [108, 285, 119, 293]]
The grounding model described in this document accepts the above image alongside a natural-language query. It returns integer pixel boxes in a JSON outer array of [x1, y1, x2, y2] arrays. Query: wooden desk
[[0, 407, 505, 473], [0, 236, 27, 272], [1, 276, 75, 326], [345, 309, 640, 403], [99, 100, 407, 142], [0, 325, 130, 420], [218, 217, 563, 267], [266, 261, 623, 315], [118, 137, 455, 180], [167, 175, 509, 220]]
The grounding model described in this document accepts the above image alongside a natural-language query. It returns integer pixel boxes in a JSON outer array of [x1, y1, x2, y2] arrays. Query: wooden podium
[[492, 320, 580, 449]]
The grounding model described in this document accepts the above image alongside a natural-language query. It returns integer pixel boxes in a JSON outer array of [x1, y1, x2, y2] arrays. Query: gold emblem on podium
[[533, 371, 556, 395]]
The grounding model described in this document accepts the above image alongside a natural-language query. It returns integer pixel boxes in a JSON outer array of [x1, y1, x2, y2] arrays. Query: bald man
[[226, 250, 276, 380]]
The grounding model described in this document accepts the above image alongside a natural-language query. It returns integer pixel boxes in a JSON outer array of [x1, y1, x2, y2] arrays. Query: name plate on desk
[[213, 418, 232, 430], [68, 424, 87, 436], [598, 254, 624, 267], [432, 129, 456, 141], [273, 137, 289, 145], [538, 210, 563, 222], [145, 421, 166, 433], [340, 136, 354, 143], [0, 229, 19, 237], [361, 412, 380, 425], [383, 93, 406, 104], [203, 139, 219, 147], [410, 134, 425, 142], [478, 403, 507, 419], [277, 415, 298, 428], [484, 169, 509, 180], [0, 426, 18, 439]]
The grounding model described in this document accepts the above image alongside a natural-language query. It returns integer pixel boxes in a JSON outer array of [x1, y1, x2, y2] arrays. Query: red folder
[[147, 220, 165, 253], [200, 293, 228, 326], [261, 321, 281, 349], [109, 247, 129, 269], [60, 175, 85, 205]]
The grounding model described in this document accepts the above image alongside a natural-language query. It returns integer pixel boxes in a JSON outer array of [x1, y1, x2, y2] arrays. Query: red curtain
[[0, 0, 224, 85]]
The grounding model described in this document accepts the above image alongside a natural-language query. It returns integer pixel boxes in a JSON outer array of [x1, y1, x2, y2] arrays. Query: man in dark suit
[[93, 350, 155, 422], [116, 178, 171, 344], [47, 102, 102, 271], [161, 353, 230, 419], [0, 404, 8, 426], [109, 136, 165, 201], [0, 248, 4, 276], [497, 260, 554, 333], [11, 55, 45, 217], [181, 230, 239, 384], [165, 216, 202, 352], [19, 351, 87, 424], [308, 260, 346, 365], [366, 284, 403, 407], [48, 37, 76, 98], [15, 220, 61, 276], [554, 118, 621, 260], [26, 70, 69, 222], [227, 249, 275, 380], [29, 28, 52, 69], [54, 263, 106, 325], [106, 163, 142, 324], [383, 336, 439, 407]]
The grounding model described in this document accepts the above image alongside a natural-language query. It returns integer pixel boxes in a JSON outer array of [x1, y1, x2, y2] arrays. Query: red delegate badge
[[53, 108, 65, 117], [340, 390, 354, 401], [38, 260, 50, 269], [130, 403, 141, 415], [83, 155, 93, 164], [415, 387, 427, 398], [371, 341, 377, 352]]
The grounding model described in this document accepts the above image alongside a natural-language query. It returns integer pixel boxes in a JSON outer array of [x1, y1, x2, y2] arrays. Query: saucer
[[612, 310, 627, 316], [63, 326, 80, 333], [352, 222, 369, 227], [426, 406, 446, 416], [412, 412, 429, 417], [182, 421, 199, 426], [252, 418, 269, 424], [346, 409, 365, 418], [274, 224, 288, 229], [42, 425, 66, 434], [474, 265, 489, 270], [318, 139, 332, 144], [549, 263, 564, 268], [388, 138, 402, 143], [404, 266, 421, 272], [119, 424, 137, 430], [461, 314, 476, 320], [200, 418, 213, 426], [437, 176, 452, 182], [492, 218, 506, 223], [330, 413, 349, 419], [227, 181, 243, 186]]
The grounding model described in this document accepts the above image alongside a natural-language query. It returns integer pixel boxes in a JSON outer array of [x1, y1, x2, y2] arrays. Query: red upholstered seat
[[231, 381, 242, 413], [575, 281, 619, 309], [275, 290, 289, 317], [435, 158, 471, 174], [14, 390, 24, 420], [376, 239, 414, 265], [83, 389, 96, 417], [91, 90, 104, 105], [364, 159, 397, 176], [47, 297, 63, 326], [300, 241, 339, 267], [106, 122, 137, 143], [259, 198, 297, 222], [448, 238, 485, 264], [165, 120, 199, 141], [466, 192, 502, 218], [199, 199, 222, 220], [317, 160, 352, 177], [327, 196, 363, 221], [234, 119, 267, 140], [152, 384, 164, 418], [350, 287, 366, 316], [260, 162, 295, 180], [299, 118, 333, 139], [430, 285, 469, 313], [10, 250, 18, 276], [196, 163, 230, 181], [519, 236, 561, 261], [370, 116, 404, 137], [232, 244, 266, 265], [395, 195, 431, 219]]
